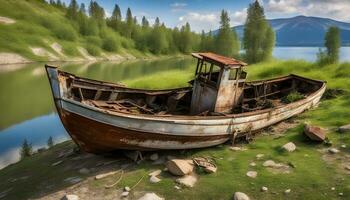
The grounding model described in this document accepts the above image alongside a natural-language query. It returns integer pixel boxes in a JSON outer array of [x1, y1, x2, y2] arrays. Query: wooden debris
[[95, 170, 121, 180]]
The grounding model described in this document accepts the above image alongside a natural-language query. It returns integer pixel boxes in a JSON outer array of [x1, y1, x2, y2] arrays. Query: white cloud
[[171, 2, 187, 12], [265, 0, 300, 13], [230, 8, 247, 26], [178, 12, 219, 32]]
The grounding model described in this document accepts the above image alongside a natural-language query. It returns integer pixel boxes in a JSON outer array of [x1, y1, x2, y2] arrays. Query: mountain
[[228, 16, 350, 46]]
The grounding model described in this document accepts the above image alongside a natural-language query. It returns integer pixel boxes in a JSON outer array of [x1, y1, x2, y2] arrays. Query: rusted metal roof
[[192, 52, 247, 68]]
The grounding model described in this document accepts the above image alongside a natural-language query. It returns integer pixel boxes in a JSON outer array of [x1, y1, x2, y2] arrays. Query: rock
[[121, 191, 129, 197], [263, 160, 276, 167], [304, 124, 327, 141], [52, 160, 63, 166], [331, 187, 335, 191], [282, 142, 296, 152], [344, 165, 350, 171], [149, 176, 161, 183], [339, 124, 350, 133], [64, 177, 82, 184], [78, 168, 90, 174], [284, 189, 291, 194], [149, 169, 162, 177], [341, 144, 347, 148], [174, 185, 181, 190], [261, 186, 268, 192], [124, 186, 131, 192], [230, 146, 246, 151], [233, 192, 250, 200], [124, 150, 143, 162], [61, 194, 79, 200], [328, 148, 340, 154], [166, 159, 194, 176], [339, 192, 343, 196], [176, 173, 197, 187], [150, 153, 159, 161], [95, 170, 120, 180], [137, 193, 164, 200], [249, 162, 256, 167], [204, 166, 217, 173], [246, 171, 257, 178], [256, 154, 264, 159]]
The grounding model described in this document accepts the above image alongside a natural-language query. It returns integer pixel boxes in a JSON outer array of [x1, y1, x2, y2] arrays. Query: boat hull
[[46, 66, 326, 152]]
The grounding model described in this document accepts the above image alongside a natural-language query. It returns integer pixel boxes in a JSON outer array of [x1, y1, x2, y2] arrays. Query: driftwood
[[95, 170, 121, 180]]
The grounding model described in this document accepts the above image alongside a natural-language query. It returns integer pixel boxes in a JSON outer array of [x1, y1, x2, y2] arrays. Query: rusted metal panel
[[197, 52, 247, 68]]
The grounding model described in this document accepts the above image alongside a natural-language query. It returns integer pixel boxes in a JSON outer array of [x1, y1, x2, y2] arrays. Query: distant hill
[[217, 16, 350, 46]]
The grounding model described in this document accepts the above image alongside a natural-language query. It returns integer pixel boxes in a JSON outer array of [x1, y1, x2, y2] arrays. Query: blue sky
[[60, 0, 350, 32]]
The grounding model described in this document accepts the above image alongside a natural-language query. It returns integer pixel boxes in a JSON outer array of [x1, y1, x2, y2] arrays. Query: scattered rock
[[64, 177, 82, 184], [204, 166, 217, 173], [328, 148, 340, 154], [233, 192, 250, 200], [249, 162, 256, 167], [246, 171, 257, 178], [137, 193, 164, 200], [344, 165, 350, 171], [339, 124, 350, 133], [150, 153, 159, 161], [95, 170, 120, 180], [331, 187, 335, 191], [149, 176, 161, 183], [52, 160, 63, 166], [61, 194, 79, 200], [121, 191, 129, 197], [230, 146, 246, 151], [176, 173, 198, 187], [149, 170, 162, 177], [261, 186, 268, 192], [166, 159, 194, 176], [256, 154, 264, 159], [341, 144, 347, 148], [284, 189, 291, 194], [282, 142, 296, 152], [304, 124, 327, 141], [263, 160, 276, 167], [78, 168, 90, 174], [124, 186, 131, 192], [174, 185, 181, 190], [339, 192, 343, 196]]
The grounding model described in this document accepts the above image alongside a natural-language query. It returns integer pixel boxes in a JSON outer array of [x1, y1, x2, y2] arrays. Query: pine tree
[[89, 1, 105, 21], [243, 0, 275, 63], [154, 17, 160, 27], [142, 16, 149, 28], [325, 26, 340, 63], [20, 139, 33, 159], [149, 17, 168, 54], [107, 4, 122, 31], [79, 3, 86, 14], [199, 30, 214, 52], [214, 10, 239, 57], [66, 0, 79, 20], [47, 136, 54, 148], [124, 7, 134, 38], [111, 4, 122, 21]]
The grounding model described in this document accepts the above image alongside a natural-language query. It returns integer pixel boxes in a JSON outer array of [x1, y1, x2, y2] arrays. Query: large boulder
[[339, 124, 350, 133], [304, 124, 327, 141], [166, 159, 194, 176], [233, 192, 250, 200], [61, 194, 79, 200]]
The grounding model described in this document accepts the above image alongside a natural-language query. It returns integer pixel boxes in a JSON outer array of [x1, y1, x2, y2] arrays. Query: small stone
[[149, 170, 162, 177], [345, 165, 350, 171], [339, 124, 350, 133], [261, 186, 268, 192], [150, 153, 159, 161], [176, 173, 197, 187], [341, 144, 346, 148], [304, 124, 327, 141], [331, 187, 335, 191], [339, 192, 343, 196], [149, 176, 161, 183], [124, 186, 131, 192], [282, 142, 296, 152], [246, 171, 257, 178], [256, 154, 264, 159], [137, 192, 164, 200], [249, 162, 256, 167], [61, 194, 79, 200], [230, 146, 246, 151], [121, 191, 129, 197], [174, 185, 181, 190], [263, 160, 276, 167], [233, 192, 250, 200], [166, 159, 194, 176], [328, 148, 340, 154], [284, 189, 291, 194], [78, 168, 90, 174], [204, 166, 217, 173]]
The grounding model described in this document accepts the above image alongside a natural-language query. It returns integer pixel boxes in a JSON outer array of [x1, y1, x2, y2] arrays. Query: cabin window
[[229, 69, 238, 80], [197, 61, 221, 86]]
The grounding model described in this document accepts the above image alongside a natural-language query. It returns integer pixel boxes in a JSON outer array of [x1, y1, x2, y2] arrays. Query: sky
[[60, 0, 350, 32]]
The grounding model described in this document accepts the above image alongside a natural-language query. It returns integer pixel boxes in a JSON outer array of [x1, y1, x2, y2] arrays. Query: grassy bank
[[0, 59, 350, 200]]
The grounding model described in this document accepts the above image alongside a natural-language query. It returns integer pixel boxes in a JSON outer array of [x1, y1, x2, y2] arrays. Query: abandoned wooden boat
[[45, 52, 326, 153]]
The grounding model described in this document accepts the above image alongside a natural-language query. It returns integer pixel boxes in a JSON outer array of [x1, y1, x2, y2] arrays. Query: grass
[[1, 58, 350, 199]]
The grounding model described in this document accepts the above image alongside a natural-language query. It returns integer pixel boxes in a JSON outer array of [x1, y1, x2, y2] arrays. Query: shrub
[[85, 36, 102, 47], [282, 91, 304, 103], [102, 37, 119, 52], [86, 44, 101, 56], [54, 24, 77, 41]]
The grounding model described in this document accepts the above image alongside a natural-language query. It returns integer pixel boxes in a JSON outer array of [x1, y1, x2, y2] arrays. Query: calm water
[[0, 47, 349, 169]]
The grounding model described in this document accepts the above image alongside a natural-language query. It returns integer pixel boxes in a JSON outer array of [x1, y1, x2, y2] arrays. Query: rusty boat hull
[[45, 65, 326, 153]]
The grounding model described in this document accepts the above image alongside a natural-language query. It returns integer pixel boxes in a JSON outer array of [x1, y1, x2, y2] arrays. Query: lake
[[0, 46, 349, 169]]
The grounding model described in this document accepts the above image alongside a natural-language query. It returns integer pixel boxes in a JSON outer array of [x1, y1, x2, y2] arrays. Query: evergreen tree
[[243, 0, 275, 63], [214, 10, 239, 57], [142, 16, 149, 28], [111, 4, 122, 21], [66, 0, 79, 20], [154, 17, 160, 27], [20, 139, 33, 159], [178, 22, 193, 53], [149, 17, 168, 54], [47, 136, 54, 148], [79, 3, 86, 14], [89, 1, 105, 21], [107, 4, 122, 31], [199, 30, 214, 51], [325, 26, 340, 63], [124, 7, 134, 38]]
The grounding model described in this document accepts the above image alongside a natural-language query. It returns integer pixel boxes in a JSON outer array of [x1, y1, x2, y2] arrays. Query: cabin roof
[[192, 52, 247, 68]]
